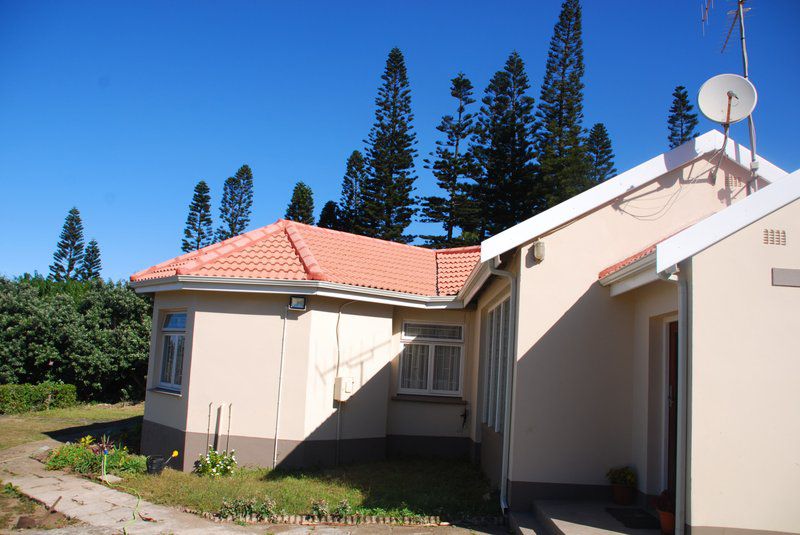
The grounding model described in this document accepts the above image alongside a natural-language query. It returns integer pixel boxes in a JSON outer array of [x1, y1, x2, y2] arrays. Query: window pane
[[496, 300, 510, 432], [160, 336, 175, 384], [433, 345, 460, 391], [404, 323, 462, 341], [163, 313, 187, 331], [488, 308, 501, 427], [400, 345, 429, 390], [483, 309, 495, 423], [173, 335, 185, 386]]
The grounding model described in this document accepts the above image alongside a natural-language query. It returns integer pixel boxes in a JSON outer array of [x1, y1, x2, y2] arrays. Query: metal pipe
[[273, 309, 289, 469], [676, 266, 690, 534], [334, 301, 357, 466], [737, 0, 759, 192], [488, 256, 519, 513]]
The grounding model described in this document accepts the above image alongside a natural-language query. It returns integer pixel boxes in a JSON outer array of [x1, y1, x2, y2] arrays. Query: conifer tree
[[338, 150, 368, 234], [535, 0, 590, 209], [667, 85, 699, 149], [80, 239, 102, 280], [216, 164, 254, 241], [318, 201, 340, 230], [362, 48, 418, 243], [586, 123, 617, 183], [472, 52, 537, 238], [182, 180, 213, 252], [285, 181, 315, 225], [420, 73, 480, 247], [49, 207, 85, 281]]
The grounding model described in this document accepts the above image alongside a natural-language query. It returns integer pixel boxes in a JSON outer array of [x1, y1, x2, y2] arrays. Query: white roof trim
[[131, 275, 464, 309], [480, 130, 786, 262], [657, 169, 800, 274]]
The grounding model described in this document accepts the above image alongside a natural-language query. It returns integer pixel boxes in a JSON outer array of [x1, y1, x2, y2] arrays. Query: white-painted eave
[[130, 275, 465, 310], [657, 168, 800, 275], [598, 254, 659, 297], [481, 130, 787, 262]]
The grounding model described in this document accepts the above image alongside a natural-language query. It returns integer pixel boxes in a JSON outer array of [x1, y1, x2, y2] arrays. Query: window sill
[[149, 387, 182, 398], [391, 394, 466, 405]]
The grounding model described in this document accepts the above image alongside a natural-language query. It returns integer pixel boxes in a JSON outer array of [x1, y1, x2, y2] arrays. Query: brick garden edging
[[185, 509, 506, 527]]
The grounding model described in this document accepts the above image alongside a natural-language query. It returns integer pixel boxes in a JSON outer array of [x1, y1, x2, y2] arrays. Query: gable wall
[[509, 154, 750, 503], [687, 197, 800, 533]]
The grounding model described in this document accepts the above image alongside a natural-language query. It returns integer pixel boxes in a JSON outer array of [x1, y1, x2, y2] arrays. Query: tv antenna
[[700, 0, 759, 191]]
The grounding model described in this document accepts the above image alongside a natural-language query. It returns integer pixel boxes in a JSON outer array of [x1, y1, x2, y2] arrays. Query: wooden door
[[667, 321, 679, 494]]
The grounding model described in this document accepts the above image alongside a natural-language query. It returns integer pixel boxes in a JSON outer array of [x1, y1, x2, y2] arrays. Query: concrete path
[[0, 438, 508, 535]]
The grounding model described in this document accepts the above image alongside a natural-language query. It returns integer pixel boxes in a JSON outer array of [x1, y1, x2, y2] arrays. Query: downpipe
[[273, 307, 290, 469], [488, 256, 519, 513]]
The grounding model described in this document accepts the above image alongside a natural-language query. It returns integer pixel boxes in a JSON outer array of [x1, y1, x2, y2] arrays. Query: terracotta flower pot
[[610, 484, 635, 505], [657, 509, 675, 535]]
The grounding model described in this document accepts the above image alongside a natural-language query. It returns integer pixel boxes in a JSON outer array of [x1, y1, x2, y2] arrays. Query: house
[[132, 130, 799, 535]]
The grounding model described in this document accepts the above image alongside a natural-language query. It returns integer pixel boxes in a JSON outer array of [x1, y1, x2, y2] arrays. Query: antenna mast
[[735, 0, 759, 191]]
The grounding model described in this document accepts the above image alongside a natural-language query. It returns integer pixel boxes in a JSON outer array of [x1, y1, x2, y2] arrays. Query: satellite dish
[[698, 73, 757, 125]]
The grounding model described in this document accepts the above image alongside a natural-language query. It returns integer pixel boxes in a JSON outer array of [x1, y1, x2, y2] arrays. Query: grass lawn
[[0, 403, 144, 451], [122, 457, 499, 519]]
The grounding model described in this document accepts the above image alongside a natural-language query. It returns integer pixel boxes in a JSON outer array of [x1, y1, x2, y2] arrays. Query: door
[[667, 321, 679, 494]]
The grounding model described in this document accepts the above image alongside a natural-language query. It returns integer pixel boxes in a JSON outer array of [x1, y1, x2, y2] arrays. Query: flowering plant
[[194, 446, 237, 476]]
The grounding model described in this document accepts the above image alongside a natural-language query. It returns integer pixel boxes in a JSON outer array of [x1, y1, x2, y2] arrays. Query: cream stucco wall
[[510, 155, 748, 493], [687, 198, 800, 533]]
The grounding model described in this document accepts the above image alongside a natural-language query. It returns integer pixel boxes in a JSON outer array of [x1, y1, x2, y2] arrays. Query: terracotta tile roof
[[131, 220, 481, 297], [597, 244, 657, 280]]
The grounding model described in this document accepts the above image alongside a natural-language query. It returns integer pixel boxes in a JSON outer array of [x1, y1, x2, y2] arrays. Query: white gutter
[[272, 307, 290, 469], [131, 276, 464, 310], [488, 256, 519, 512]]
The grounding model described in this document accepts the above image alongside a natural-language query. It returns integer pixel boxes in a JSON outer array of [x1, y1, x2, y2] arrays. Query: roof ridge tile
[[284, 222, 328, 281]]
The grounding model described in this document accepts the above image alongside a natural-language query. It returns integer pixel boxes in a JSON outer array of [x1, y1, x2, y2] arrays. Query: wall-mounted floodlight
[[288, 296, 307, 311]]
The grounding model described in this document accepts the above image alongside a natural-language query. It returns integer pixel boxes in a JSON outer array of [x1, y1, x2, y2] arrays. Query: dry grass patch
[[0, 403, 143, 451]]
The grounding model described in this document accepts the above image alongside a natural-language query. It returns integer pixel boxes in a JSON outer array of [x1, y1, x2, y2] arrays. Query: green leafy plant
[[0, 382, 77, 414], [606, 466, 636, 486], [310, 499, 329, 517], [194, 447, 237, 477], [219, 497, 276, 521], [332, 499, 353, 518], [46, 435, 146, 475]]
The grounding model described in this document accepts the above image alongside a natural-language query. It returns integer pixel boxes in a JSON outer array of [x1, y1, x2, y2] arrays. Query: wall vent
[[763, 229, 787, 246], [726, 174, 744, 189]]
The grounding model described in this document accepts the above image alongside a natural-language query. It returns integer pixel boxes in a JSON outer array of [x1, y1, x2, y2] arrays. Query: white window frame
[[482, 297, 511, 433], [399, 322, 464, 397], [157, 311, 187, 392]]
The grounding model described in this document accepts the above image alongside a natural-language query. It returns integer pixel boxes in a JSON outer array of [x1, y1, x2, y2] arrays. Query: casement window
[[482, 298, 511, 433], [158, 312, 186, 391], [399, 322, 463, 396]]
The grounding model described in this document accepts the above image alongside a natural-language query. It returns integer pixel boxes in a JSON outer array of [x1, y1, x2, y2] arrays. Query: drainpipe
[[675, 268, 690, 535], [488, 256, 518, 513], [273, 308, 289, 469], [334, 301, 357, 465], [658, 264, 689, 534]]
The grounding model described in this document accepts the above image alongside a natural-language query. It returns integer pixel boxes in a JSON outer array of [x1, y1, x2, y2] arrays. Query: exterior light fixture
[[533, 240, 545, 262], [288, 296, 307, 311]]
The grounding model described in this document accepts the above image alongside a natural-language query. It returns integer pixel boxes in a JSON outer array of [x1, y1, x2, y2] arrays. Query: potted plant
[[605, 466, 637, 505], [654, 491, 675, 534]]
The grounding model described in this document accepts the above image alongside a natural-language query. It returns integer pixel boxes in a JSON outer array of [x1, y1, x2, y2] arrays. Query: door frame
[[661, 315, 679, 492]]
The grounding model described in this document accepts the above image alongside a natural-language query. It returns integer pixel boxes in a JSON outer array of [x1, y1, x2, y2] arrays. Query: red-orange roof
[[597, 244, 657, 280], [131, 220, 481, 297]]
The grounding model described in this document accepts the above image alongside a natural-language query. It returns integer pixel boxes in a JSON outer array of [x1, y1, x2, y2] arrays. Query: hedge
[[0, 382, 77, 414]]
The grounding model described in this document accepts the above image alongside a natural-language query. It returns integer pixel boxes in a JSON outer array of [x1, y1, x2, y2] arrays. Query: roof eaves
[[480, 130, 787, 262]]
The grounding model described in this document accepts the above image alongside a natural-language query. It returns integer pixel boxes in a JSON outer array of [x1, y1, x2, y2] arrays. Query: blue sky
[[1, 0, 798, 281]]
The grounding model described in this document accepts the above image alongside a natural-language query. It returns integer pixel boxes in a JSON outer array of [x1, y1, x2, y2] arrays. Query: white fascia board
[[130, 276, 464, 310], [481, 130, 786, 262], [457, 260, 491, 304], [657, 169, 800, 274]]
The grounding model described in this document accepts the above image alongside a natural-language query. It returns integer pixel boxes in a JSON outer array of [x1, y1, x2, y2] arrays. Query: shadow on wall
[[510, 282, 636, 503]]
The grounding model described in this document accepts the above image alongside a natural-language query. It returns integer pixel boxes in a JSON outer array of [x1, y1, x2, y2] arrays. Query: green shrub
[[194, 447, 237, 477], [219, 497, 277, 521], [606, 466, 636, 486], [0, 276, 152, 402], [46, 435, 146, 475], [0, 382, 77, 414]]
